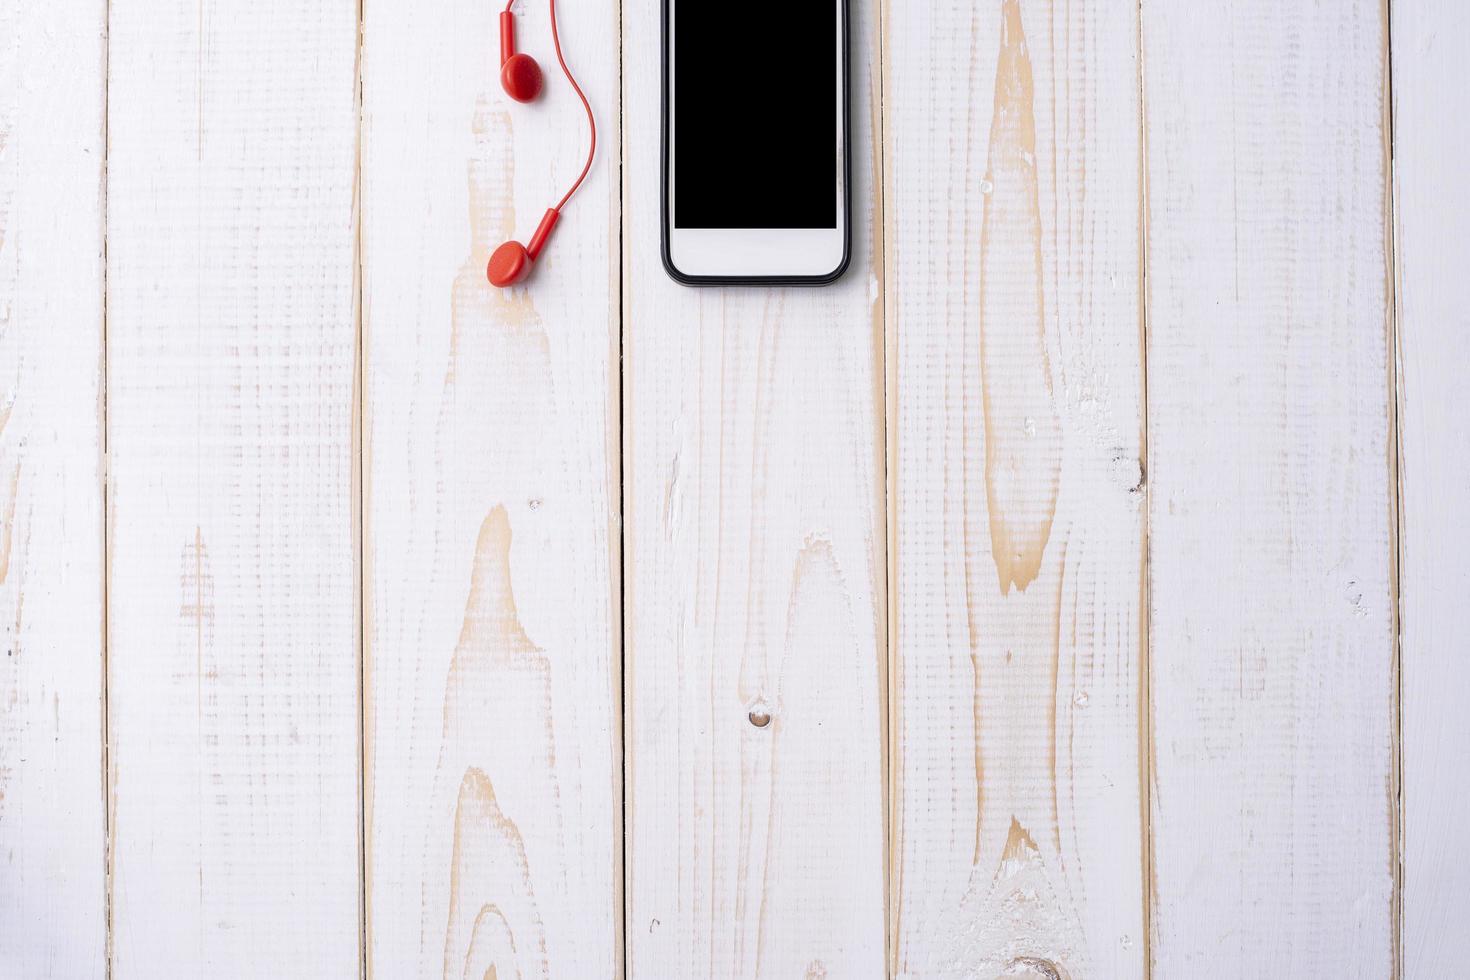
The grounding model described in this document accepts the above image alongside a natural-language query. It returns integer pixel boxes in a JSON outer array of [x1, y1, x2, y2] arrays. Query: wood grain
[[886, 1, 1146, 976], [359, 0, 622, 975], [6, 2, 1463, 972], [1142, 0, 1396, 974], [622, 0, 887, 976], [104, 0, 362, 974], [0, 0, 108, 974], [1392, 2, 1470, 975]]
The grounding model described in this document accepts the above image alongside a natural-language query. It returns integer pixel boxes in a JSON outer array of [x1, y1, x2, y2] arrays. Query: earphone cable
[[547, 0, 597, 212]]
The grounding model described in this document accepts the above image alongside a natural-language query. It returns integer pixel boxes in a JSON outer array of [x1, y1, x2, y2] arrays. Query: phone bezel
[[660, 0, 852, 286]]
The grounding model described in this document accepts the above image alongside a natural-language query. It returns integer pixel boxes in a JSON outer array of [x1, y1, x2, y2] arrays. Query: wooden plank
[[359, 0, 621, 975], [0, 0, 108, 974], [1393, 2, 1470, 975], [885, 1, 1145, 976], [104, 1, 362, 974], [621, 2, 886, 977], [1142, 0, 1395, 974]]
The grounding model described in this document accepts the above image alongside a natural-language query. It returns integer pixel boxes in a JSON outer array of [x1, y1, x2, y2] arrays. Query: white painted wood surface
[[621, 0, 886, 975], [0, 1, 107, 975], [1393, 2, 1470, 976], [1142, 0, 1396, 974], [7, 1, 1470, 976], [360, 0, 621, 975], [104, 0, 362, 974], [886, 1, 1146, 976]]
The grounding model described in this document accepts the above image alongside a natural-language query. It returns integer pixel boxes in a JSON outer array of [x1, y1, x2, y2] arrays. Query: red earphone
[[487, 0, 597, 288]]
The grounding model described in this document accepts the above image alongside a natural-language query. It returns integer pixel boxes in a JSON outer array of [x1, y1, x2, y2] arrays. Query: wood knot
[[1005, 956, 1069, 980]]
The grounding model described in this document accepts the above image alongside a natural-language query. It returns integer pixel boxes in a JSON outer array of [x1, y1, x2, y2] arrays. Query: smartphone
[[662, 0, 851, 285]]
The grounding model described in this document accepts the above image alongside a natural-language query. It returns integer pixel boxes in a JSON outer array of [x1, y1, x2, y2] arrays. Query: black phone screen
[[672, 1, 838, 229]]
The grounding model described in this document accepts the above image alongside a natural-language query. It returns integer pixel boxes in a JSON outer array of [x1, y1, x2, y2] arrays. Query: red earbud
[[487, 0, 596, 289], [487, 208, 560, 287], [499, 11, 544, 102]]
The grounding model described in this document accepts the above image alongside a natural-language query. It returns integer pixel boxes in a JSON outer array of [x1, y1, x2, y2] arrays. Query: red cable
[[547, 0, 597, 211], [502, 0, 596, 211]]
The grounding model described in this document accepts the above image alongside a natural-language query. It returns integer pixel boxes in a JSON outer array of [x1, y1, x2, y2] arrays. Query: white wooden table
[[1, 0, 1464, 977]]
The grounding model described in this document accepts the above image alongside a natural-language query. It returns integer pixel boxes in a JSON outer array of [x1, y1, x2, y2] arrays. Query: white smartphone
[[662, 0, 850, 285]]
